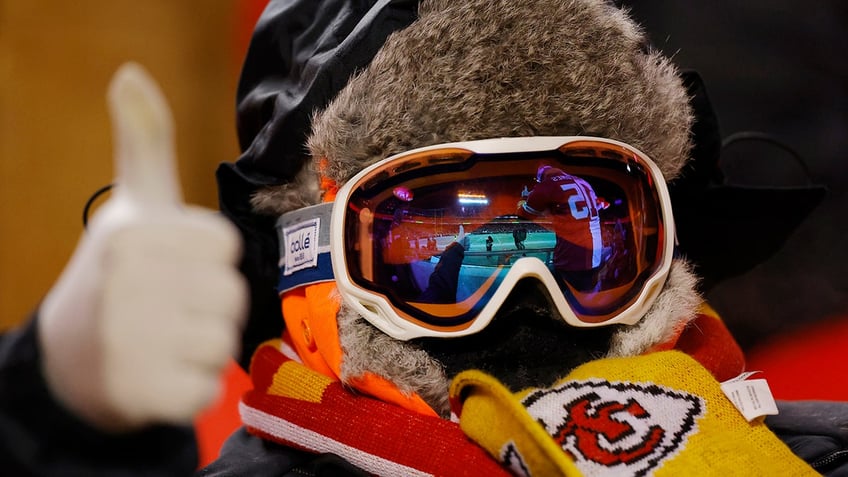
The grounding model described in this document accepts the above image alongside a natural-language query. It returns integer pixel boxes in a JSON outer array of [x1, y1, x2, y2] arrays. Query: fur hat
[[248, 0, 701, 417]]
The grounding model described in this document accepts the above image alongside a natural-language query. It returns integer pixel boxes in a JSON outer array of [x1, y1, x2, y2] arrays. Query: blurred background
[[624, 0, 848, 351], [0, 1, 264, 329]]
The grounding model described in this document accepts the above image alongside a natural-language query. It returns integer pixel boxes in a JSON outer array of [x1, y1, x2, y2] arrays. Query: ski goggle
[[276, 137, 675, 340]]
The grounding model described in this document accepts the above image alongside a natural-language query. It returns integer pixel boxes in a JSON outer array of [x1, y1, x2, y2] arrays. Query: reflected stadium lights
[[457, 192, 489, 205]]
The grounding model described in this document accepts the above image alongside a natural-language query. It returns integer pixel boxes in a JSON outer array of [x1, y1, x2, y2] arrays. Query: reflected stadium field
[[408, 231, 556, 301]]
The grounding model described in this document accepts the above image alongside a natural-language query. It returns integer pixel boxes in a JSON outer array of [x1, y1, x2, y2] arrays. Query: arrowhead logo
[[518, 379, 704, 476]]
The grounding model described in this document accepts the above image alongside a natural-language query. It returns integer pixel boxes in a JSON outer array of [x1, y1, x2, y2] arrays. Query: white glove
[[38, 63, 248, 431]]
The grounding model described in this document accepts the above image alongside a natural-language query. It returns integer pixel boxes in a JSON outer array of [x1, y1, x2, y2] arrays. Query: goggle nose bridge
[[495, 255, 563, 289], [461, 256, 583, 327], [482, 255, 572, 316]]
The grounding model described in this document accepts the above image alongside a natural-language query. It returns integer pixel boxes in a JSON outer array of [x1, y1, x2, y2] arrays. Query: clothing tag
[[722, 371, 760, 383], [720, 372, 778, 421], [282, 218, 320, 276]]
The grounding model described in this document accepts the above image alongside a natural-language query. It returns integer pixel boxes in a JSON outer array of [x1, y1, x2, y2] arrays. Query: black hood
[[218, 0, 419, 368], [223, 0, 419, 189]]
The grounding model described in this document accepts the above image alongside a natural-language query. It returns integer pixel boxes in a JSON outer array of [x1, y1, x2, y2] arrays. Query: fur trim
[[607, 259, 702, 357], [309, 0, 693, 187], [336, 303, 452, 417], [249, 159, 321, 216]]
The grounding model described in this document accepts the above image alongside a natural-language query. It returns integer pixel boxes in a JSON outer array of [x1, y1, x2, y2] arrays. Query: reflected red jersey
[[520, 172, 603, 271]]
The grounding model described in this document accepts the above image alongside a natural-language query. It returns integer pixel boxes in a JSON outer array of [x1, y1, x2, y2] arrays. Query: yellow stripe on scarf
[[451, 351, 818, 477], [268, 360, 334, 403]]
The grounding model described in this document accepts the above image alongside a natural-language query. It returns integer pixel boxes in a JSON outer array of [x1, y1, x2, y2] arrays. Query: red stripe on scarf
[[242, 341, 510, 477]]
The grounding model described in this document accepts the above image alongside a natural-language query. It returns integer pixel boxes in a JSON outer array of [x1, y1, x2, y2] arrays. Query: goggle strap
[[276, 202, 335, 294]]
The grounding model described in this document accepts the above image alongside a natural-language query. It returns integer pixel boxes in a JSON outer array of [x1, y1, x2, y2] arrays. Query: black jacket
[[0, 316, 197, 477], [0, 315, 369, 477]]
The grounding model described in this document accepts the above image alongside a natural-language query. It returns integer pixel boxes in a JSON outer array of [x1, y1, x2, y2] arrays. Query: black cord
[[82, 183, 114, 229], [720, 131, 815, 185]]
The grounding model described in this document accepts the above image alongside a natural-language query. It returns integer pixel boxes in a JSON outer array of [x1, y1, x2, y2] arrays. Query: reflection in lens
[[344, 144, 664, 326], [518, 165, 603, 292]]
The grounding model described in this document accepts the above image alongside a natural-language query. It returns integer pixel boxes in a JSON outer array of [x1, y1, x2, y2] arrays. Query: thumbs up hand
[[38, 63, 247, 431]]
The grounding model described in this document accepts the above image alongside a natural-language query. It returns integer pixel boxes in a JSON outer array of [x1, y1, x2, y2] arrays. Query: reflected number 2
[[559, 182, 598, 220]]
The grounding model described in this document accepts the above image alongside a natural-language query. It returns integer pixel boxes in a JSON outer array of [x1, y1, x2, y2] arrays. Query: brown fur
[[309, 0, 692, 188], [252, 0, 694, 215]]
